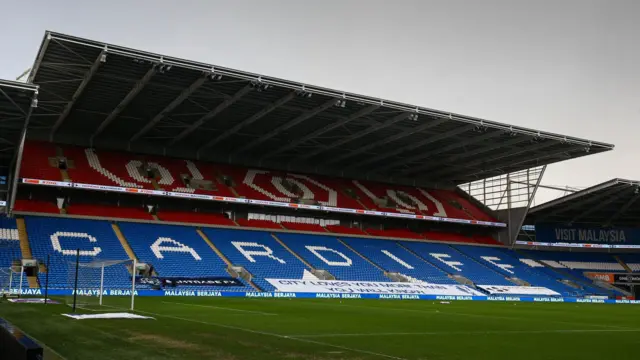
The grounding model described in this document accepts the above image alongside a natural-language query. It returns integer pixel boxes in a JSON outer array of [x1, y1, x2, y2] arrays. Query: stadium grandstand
[[1, 31, 639, 360]]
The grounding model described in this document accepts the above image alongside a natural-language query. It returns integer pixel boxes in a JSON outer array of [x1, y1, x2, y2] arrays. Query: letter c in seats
[[50, 231, 102, 256]]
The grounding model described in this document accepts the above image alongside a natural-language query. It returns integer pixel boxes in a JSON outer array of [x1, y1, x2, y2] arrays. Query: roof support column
[[8, 93, 37, 215], [508, 165, 546, 246]]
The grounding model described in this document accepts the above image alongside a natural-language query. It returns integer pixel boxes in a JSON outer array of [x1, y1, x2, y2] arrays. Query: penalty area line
[[128, 307, 407, 360], [161, 301, 277, 316]]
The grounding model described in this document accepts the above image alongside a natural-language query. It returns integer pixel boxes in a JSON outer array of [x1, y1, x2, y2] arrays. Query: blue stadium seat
[[342, 237, 456, 284], [25, 216, 132, 289], [204, 228, 311, 291], [454, 245, 582, 296], [519, 250, 620, 296], [118, 222, 253, 291], [618, 254, 640, 272], [277, 233, 388, 281], [0, 216, 28, 290], [401, 241, 512, 286]]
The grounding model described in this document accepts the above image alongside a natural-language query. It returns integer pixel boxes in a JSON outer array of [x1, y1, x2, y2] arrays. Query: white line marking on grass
[[126, 307, 407, 360], [290, 329, 640, 338], [161, 301, 277, 316]]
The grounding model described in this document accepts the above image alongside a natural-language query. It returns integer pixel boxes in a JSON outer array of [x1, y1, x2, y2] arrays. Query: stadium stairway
[[516, 250, 614, 296], [16, 218, 39, 288], [55, 145, 72, 182], [614, 255, 633, 273], [394, 242, 476, 287], [336, 237, 393, 279], [196, 229, 232, 266], [195, 228, 262, 290], [271, 233, 315, 270], [111, 223, 139, 266], [16, 218, 33, 260], [447, 245, 517, 285]]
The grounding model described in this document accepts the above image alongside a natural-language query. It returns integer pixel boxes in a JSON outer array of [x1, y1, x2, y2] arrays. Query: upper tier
[[19, 141, 500, 226]]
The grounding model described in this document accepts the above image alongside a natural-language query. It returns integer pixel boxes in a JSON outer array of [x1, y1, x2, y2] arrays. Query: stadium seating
[[0, 216, 29, 290], [343, 237, 457, 284], [117, 222, 253, 291], [0, 213, 629, 298], [204, 228, 311, 291], [401, 241, 513, 285], [236, 218, 283, 230], [617, 254, 640, 272], [20, 142, 61, 181], [67, 203, 153, 220], [520, 250, 623, 295], [14, 199, 60, 214], [21, 141, 497, 222], [277, 233, 389, 281], [366, 228, 423, 240], [24, 216, 133, 289], [157, 210, 236, 226], [325, 225, 368, 236], [281, 222, 327, 233], [454, 245, 583, 296]]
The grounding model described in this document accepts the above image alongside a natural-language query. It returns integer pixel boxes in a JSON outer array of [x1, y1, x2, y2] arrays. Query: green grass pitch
[[1, 296, 639, 360]]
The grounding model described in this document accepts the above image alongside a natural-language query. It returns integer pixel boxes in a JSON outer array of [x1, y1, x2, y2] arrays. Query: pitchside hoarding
[[535, 223, 640, 247]]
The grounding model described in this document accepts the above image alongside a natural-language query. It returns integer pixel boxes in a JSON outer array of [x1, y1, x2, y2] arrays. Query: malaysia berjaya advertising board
[[8, 287, 640, 304]]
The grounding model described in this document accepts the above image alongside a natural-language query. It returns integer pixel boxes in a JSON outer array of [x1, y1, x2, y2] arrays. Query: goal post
[[65, 253, 137, 312], [0, 266, 23, 296]]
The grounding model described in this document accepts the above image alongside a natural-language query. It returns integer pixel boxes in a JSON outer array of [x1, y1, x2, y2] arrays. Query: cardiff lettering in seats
[[429, 253, 463, 271], [231, 241, 286, 264], [481, 256, 515, 274], [381, 250, 414, 269], [50, 231, 102, 256], [306, 246, 352, 266], [151, 237, 202, 260]]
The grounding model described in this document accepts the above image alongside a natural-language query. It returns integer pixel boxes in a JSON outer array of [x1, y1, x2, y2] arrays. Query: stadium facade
[[1, 31, 638, 304]]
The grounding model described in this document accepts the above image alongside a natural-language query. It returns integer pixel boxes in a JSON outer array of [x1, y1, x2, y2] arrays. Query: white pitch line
[[290, 328, 640, 338], [161, 301, 277, 316], [128, 307, 407, 360]]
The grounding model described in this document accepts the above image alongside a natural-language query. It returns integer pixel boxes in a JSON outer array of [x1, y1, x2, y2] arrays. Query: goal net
[[0, 266, 23, 296], [65, 259, 136, 312]]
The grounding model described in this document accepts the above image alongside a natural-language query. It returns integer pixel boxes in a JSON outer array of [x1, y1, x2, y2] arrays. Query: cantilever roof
[[0, 79, 38, 167], [528, 179, 640, 227], [25, 31, 613, 187]]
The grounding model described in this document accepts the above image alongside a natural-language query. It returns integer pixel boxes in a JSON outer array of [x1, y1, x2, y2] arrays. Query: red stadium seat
[[13, 199, 60, 214], [366, 228, 424, 240], [325, 225, 368, 236], [236, 219, 283, 230], [66, 203, 153, 220], [280, 222, 327, 233], [158, 211, 236, 226], [20, 141, 498, 223]]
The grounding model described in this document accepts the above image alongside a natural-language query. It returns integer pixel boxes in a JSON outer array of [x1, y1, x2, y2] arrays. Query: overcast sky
[[1, 0, 638, 204]]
